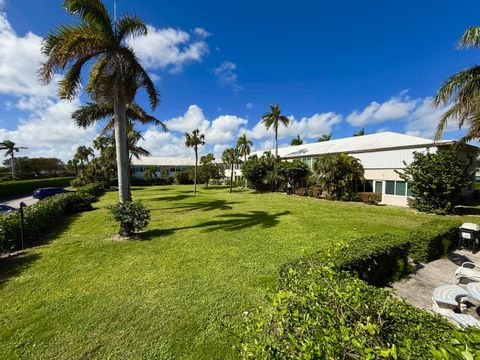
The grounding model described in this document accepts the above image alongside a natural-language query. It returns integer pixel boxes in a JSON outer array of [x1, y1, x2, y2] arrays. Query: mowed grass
[[0, 185, 450, 359]]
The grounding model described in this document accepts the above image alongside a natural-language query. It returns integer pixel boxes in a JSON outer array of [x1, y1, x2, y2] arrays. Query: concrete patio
[[393, 250, 480, 314]]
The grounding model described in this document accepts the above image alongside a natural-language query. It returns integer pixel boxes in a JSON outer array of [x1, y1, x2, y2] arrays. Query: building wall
[[131, 165, 194, 179]]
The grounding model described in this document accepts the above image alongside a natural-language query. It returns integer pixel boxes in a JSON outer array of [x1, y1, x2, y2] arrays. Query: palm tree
[[143, 165, 156, 181], [261, 104, 290, 157], [222, 147, 240, 194], [73, 102, 167, 136], [74, 145, 94, 165], [433, 26, 480, 141], [290, 134, 303, 146], [236, 134, 253, 188], [0, 140, 27, 179], [39, 0, 159, 203], [185, 129, 205, 195], [318, 134, 332, 142], [353, 128, 366, 137]]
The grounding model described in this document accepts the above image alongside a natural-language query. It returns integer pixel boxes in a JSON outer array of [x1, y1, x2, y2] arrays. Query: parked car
[[0, 204, 17, 213], [33, 187, 73, 200]]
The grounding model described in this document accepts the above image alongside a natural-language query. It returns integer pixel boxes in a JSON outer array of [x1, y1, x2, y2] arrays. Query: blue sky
[[0, 0, 478, 160]]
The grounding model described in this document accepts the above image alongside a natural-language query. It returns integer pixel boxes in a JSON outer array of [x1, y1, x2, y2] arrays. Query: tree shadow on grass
[[162, 199, 242, 212], [0, 252, 40, 288], [150, 194, 191, 202], [141, 210, 290, 240], [455, 205, 480, 216]]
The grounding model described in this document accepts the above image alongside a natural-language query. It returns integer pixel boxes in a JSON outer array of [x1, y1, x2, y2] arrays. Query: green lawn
[[0, 185, 458, 359]]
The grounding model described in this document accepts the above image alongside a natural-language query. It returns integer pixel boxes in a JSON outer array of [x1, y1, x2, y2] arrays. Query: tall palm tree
[[74, 145, 94, 165], [236, 134, 253, 162], [261, 104, 290, 157], [236, 134, 253, 188], [222, 147, 240, 194], [433, 26, 480, 141], [290, 134, 303, 146], [185, 129, 205, 195], [39, 0, 159, 203], [318, 133, 332, 142], [0, 140, 27, 179], [353, 128, 366, 137]]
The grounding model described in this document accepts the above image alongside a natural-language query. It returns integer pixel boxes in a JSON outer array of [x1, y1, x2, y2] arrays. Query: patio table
[[466, 282, 480, 302]]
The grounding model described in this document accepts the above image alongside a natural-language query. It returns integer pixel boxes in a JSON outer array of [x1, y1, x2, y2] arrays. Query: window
[[386, 181, 395, 195], [395, 181, 406, 196], [364, 180, 373, 192], [169, 167, 175, 172], [374, 181, 383, 194]]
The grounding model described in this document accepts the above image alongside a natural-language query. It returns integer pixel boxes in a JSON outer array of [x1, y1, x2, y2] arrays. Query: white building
[[251, 132, 478, 206], [131, 156, 195, 178]]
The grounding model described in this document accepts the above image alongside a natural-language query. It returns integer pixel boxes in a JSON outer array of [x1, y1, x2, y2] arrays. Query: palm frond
[[458, 26, 480, 48], [72, 102, 114, 128], [63, 0, 113, 40], [117, 14, 147, 42]]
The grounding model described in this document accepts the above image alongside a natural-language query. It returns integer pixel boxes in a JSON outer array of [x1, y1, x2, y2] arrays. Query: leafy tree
[[276, 160, 310, 190], [143, 166, 156, 181], [261, 104, 290, 157], [241, 152, 280, 191], [290, 134, 303, 146], [74, 145, 94, 165], [433, 26, 480, 141], [40, 0, 159, 203], [318, 133, 332, 142], [185, 129, 205, 194], [352, 128, 366, 137], [312, 153, 365, 200], [397, 149, 471, 214], [0, 140, 27, 179], [196, 153, 222, 188], [236, 134, 253, 188], [222, 148, 240, 194]]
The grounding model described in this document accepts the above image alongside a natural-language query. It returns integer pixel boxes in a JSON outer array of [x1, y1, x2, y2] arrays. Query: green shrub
[[76, 182, 105, 199], [0, 177, 74, 198], [174, 172, 192, 185], [357, 192, 382, 205], [408, 219, 461, 263], [110, 201, 151, 237], [241, 262, 459, 359]]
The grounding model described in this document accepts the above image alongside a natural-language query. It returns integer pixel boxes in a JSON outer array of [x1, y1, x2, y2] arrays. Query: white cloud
[[247, 112, 342, 141], [246, 102, 254, 109], [347, 92, 417, 126], [213, 61, 242, 91], [140, 129, 191, 157], [164, 105, 210, 133], [128, 26, 209, 73], [404, 98, 455, 139], [206, 115, 248, 144]]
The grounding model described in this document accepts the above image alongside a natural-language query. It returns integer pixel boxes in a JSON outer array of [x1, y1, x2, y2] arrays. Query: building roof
[[131, 156, 195, 166], [252, 132, 456, 158]]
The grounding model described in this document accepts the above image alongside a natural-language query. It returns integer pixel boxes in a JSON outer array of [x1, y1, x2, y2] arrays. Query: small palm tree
[[144, 165, 156, 181], [290, 134, 303, 146], [39, 0, 159, 203], [185, 129, 205, 194], [353, 128, 366, 137], [261, 104, 290, 157], [222, 147, 240, 194], [433, 26, 480, 141], [0, 140, 27, 179], [318, 134, 332, 142]]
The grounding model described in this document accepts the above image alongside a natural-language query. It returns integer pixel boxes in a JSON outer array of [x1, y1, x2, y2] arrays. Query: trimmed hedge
[[279, 233, 410, 287], [408, 218, 462, 263], [0, 177, 74, 198], [0, 183, 104, 253], [241, 262, 479, 359]]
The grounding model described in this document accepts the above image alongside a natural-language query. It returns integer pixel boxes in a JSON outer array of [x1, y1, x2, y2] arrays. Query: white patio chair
[[454, 262, 480, 284]]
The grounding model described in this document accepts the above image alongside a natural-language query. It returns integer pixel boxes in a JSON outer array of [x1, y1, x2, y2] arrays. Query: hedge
[[0, 177, 74, 198], [0, 183, 104, 253], [408, 218, 462, 263], [241, 262, 480, 359], [279, 233, 410, 288]]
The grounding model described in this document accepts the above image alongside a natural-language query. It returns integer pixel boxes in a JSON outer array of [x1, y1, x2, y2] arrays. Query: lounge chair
[[432, 284, 470, 309], [454, 262, 480, 284], [433, 306, 480, 328]]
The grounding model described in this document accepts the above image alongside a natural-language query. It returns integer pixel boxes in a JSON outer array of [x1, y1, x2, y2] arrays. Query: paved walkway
[[1, 194, 37, 208], [393, 250, 480, 311]]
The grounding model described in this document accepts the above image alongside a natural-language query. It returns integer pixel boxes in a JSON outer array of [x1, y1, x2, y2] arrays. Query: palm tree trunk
[[194, 149, 197, 195], [114, 96, 131, 203], [230, 163, 234, 194], [244, 154, 247, 189], [275, 128, 278, 158], [11, 154, 15, 179]]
